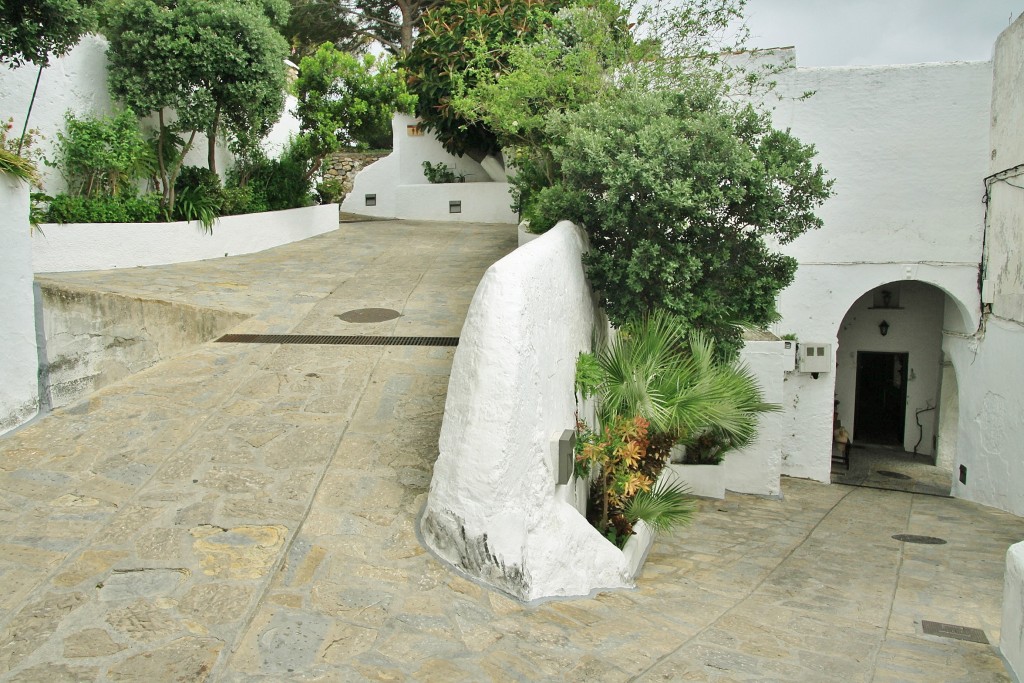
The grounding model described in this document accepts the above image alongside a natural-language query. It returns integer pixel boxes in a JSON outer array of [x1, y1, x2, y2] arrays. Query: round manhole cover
[[336, 308, 402, 323], [892, 534, 947, 545], [877, 470, 912, 480]]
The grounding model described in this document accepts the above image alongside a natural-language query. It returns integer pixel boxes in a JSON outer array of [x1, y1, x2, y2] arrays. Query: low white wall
[[725, 340, 786, 497], [0, 177, 40, 433], [395, 183, 517, 223], [421, 221, 635, 602], [341, 114, 517, 223], [33, 204, 339, 272], [1002, 542, 1024, 679]]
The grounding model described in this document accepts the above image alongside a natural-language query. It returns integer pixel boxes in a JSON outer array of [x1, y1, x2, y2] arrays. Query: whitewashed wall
[[725, 340, 786, 497], [342, 113, 517, 224], [0, 35, 116, 194], [956, 14, 1024, 516], [768, 55, 991, 482], [0, 177, 40, 433], [1003, 542, 1024, 681], [33, 204, 339, 272], [421, 221, 635, 602]]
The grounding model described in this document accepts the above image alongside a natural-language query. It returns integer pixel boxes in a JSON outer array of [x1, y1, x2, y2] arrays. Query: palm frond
[[625, 474, 695, 534]]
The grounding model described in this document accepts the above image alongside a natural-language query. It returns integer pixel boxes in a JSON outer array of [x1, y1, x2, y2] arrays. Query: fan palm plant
[[577, 313, 776, 456], [574, 312, 777, 542]]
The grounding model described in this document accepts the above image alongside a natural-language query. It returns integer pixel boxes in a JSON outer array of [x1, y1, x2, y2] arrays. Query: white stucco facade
[[765, 54, 991, 483], [0, 177, 40, 434], [726, 341, 786, 497], [421, 221, 636, 602], [32, 203, 339, 272], [342, 114, 518, 224], [953, 14, 1024, 516]]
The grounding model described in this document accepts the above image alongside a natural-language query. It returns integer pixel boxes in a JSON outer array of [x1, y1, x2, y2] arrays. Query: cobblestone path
[[0, 220, 1021, 681]]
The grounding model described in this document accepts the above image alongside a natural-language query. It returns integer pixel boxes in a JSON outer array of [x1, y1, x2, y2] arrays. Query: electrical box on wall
[[782, 340, 797, 372], [798, 343, 832, 373]]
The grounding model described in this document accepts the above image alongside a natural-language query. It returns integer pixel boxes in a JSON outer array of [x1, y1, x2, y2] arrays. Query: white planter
[[517, 221, 541, 246], [621, 520, 654, 579], [667, 463, 726, 499]]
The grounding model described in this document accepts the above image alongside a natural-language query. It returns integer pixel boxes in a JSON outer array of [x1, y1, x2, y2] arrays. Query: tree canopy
[[283, 0, 440, 58], [293, 42, 415, 177], [403, 0, 566, 162], [0, 0, 97, 67], [450, 0, 832, 354], [105, 0, 288, 206]]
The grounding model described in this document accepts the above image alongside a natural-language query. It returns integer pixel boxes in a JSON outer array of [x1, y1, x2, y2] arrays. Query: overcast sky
[[740, 0, 1023, 66]]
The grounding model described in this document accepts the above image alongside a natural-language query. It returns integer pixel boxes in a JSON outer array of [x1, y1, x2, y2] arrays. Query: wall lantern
[[879, 320, 890, 337]]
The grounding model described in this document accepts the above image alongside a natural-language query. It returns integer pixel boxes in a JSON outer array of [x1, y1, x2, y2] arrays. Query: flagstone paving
[[0, 219, 1022, 681]]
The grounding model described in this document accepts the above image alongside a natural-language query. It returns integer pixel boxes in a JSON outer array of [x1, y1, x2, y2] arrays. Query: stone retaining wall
[[322, 151, 388, 199]]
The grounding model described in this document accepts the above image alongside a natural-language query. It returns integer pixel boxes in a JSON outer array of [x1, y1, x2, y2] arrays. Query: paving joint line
[[0, 341, 280, 680], [209, 237, 445, 679], [627, 485, 857, 682]]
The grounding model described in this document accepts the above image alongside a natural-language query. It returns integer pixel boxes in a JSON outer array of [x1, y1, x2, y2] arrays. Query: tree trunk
[[157, 109, 171, 209], [398, 0, 414, 55], [208, 106, 220, 175]]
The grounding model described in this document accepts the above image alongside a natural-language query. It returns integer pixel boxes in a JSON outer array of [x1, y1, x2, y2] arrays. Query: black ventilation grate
[[921, 620, 988, 644], [877, 470, 912, 480], [215, 334, 458, 347]]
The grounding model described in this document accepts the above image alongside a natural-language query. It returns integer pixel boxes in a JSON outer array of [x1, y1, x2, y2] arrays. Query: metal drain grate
[[921, 620, 989, 644], [892, 534, 947, 545], [215, 334, 458, 347]]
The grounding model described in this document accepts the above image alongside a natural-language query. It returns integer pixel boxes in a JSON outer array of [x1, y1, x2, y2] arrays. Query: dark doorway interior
[[854, 351, 909, 446]]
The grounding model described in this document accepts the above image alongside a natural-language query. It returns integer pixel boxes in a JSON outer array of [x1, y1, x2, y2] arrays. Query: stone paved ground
[[1, 219, 1023, 681]]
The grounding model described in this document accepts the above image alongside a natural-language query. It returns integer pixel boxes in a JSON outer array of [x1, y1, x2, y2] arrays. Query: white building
[[769, 15, 1024, 516]]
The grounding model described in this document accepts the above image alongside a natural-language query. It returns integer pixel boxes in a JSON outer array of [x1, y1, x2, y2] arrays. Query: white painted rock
[[421, 221, 635, 601]]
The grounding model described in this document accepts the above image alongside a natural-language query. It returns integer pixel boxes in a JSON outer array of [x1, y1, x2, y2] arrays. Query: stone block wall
[[322, 151, 388, 200]]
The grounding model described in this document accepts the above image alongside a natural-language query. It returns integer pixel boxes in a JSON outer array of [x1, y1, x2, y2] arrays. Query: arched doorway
[[831, 280, 959, 494]]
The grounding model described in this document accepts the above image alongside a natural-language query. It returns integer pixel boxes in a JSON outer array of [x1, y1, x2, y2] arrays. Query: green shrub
[[219, 185, 260, 216], [52, 109, 152, 197], [534, 85, 832, 355], [421, 161, 464, 184], [44, 193, 162, 223], [175, 165, 221, 196], [315, 178, 344, 205], [235, 144, 314, 212]]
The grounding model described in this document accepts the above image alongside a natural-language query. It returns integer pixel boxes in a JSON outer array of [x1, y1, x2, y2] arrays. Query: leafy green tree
[[541, 85, 832, 353], [284, 0, 440, 58], [294, 43, 415, 178], [105, 0, 288, 209], [403, 0, 565, 162], [0, 0, 97, 67], [451, 0, 830, 353]]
